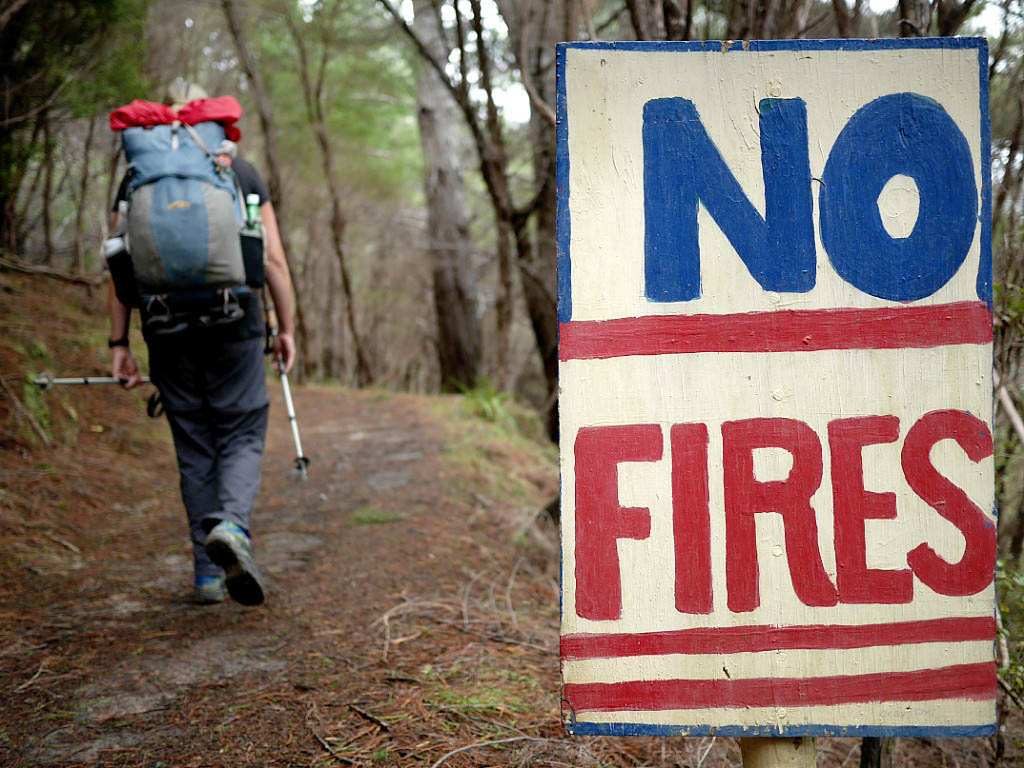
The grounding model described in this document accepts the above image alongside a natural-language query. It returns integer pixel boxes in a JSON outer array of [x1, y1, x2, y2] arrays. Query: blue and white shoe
[[203, 521, 265, 606], [193, 573, 226, 605]]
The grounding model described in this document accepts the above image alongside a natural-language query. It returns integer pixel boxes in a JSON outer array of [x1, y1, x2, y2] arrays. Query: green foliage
[[352, 507, 404, 525], [1, 0, 151, 247], [252, 0, 422, 204], [430, 686, 525, 715], [997, 559, 1024, 701], [455, 378, 514, 429], [20, 378, 52, 443]]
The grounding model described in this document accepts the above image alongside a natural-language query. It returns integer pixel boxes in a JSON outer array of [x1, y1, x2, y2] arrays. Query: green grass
[[430, 686, 525, 715], [352, 507, 404, 525]]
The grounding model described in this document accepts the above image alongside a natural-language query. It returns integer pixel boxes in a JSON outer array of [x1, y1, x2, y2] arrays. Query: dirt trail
[[1, 274, 1017, 767], [1, 362, 577, 767]]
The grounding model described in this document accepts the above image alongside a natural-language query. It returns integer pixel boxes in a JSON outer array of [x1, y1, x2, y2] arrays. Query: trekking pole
[[275, 343, 310, 481], [35, 372, 164, 417], [34, 372, 151, 391], [261, 292, 310, 481]]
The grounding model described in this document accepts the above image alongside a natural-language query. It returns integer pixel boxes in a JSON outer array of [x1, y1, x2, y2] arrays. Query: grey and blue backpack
[[112, 120, 263, 333]]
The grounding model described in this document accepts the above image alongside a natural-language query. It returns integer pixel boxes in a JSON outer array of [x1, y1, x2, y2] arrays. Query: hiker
[[106, 81, 296, 606]]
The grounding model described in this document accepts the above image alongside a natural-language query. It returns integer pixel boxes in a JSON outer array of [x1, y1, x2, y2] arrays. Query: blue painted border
[[553, 36, 992, 322], [555, 43, 572, 324], [559, 37, 986, 53], [566, 721, 996, 738], [978, 40, 993, 307], [556, 38, 996, 739]]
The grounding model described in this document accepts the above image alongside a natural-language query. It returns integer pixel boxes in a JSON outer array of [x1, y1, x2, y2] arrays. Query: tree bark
[[860, 736, 894, 768], [287, 7, 372, 386], [0, 0, 29, 34], [42, 111, 55, 266], [221, 0, 312, 380], [662, 0, 692, 40], [413, 0, 481, 392], [73, 115, 96, 276], [499, 0, 562, 440], [897, 0, 931, 35], [936, 0, 975, 36]]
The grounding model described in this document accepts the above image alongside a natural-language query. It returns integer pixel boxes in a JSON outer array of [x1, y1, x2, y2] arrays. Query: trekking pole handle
[[35, 372, 152, 391]]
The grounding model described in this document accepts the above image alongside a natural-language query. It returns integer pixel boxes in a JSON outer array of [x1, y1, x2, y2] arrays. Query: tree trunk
[[102, 131, 121, 234], [663, 0, 692, 40], [936, 0, 975, 36], [73, 115, 96, 276], [324, 256, 339, 379], [287, 10, 372, 386], [897, 0, 931, 35], [221, 0, 311, 380], [860, 736, 894, 768], [499, 0, 562, 439], [413, 0, 481, 392], [42, 111, 55, 265], [494, 217, 514, 388]]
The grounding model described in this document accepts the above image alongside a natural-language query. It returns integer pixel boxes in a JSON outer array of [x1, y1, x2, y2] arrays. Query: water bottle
[[246, 194, 261, 227]]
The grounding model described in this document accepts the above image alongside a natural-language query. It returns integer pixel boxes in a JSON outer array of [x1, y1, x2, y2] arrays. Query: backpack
[[108, 97, 264, 333]]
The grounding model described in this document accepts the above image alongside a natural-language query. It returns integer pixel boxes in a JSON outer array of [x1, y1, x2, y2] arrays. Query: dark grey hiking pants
[[149, 336, 269, 579]]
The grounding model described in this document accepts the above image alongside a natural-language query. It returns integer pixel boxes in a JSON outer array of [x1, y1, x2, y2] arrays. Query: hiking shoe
[[193, 574, 226, 605], [203, 521, 265, 606]]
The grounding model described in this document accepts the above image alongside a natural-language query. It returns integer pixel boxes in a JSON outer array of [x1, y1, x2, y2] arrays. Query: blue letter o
[[819, 93, 976, 302]]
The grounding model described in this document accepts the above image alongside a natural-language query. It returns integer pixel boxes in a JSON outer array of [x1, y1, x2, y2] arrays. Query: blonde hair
[[163, 78, 208, 110]]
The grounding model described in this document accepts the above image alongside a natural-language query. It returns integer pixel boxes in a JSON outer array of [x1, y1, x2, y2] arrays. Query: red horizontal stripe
[[561, 617, 995, 660], [564, 663, 996, 712], [559, 302, 992, 360]]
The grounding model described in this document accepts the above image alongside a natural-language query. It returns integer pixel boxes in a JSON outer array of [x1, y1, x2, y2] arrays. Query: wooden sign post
[[556, 39, 996, 757]]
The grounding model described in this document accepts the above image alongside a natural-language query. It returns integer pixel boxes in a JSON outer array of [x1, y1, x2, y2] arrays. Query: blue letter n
[[643, 97, 815, 302]]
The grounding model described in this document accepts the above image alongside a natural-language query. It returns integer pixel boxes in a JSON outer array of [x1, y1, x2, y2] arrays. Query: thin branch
[[0, 0, 30, 33], [430, 736, 543, 768], [312, 730, 356, 764], [376, 0, 485, 150], [513, 10, 556, 127], [0, 255, 104, 286], [0, 375, 52, 447]]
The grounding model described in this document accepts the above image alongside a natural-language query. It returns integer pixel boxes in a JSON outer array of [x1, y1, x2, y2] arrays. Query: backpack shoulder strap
[[183, 121, 246, 220]]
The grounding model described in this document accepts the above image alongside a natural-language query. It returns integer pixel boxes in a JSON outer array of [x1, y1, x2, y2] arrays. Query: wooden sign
[[557, 39, 995, 738]]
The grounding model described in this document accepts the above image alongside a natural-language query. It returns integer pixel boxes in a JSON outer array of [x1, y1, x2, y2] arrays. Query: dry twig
[[0, 376, 52, 447], [312, 729, 356, 765], [14, 659, 48, 692], [0, 255, 104, 286], [348, 702, 390, 731], [429, 735, 544, 768]]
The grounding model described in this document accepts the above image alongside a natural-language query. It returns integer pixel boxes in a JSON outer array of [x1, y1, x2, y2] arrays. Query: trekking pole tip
[[35, 372, 54, 391], [295, 455, 310, 481]]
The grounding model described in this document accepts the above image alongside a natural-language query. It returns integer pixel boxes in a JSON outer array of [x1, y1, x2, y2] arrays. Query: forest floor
[[1, 272, 1022, 767]]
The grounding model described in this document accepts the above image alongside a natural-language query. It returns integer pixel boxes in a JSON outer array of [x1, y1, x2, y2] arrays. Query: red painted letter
[[903, 410, 995, 596], [574, 424, 663, 620], [829, 415, 913, 604], [672, 423, 712, 614], [723, 418, 837, 612]]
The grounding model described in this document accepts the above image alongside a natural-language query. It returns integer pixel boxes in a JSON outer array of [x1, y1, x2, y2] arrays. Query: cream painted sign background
[[557, 39, 996, 738]]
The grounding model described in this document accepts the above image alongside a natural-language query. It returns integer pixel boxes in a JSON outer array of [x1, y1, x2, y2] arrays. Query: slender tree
[[413, 0, 482, 391], [285, 1, 373, 385]]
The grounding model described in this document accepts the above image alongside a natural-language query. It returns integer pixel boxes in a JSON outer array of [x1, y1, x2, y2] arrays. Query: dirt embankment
[[0, 273, 1019, 767]]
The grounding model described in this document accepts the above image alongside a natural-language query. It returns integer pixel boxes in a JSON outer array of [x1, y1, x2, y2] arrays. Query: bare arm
[[261, 200, 296, 373], [108, 279, 141, 388], [106, 208, 140, 387]]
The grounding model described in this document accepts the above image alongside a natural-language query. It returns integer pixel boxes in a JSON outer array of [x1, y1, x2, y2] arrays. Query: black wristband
[[108, 337, 129, 349]]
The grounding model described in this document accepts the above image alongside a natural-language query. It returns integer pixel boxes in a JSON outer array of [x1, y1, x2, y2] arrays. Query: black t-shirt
[[115, 156, 270, 344]]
